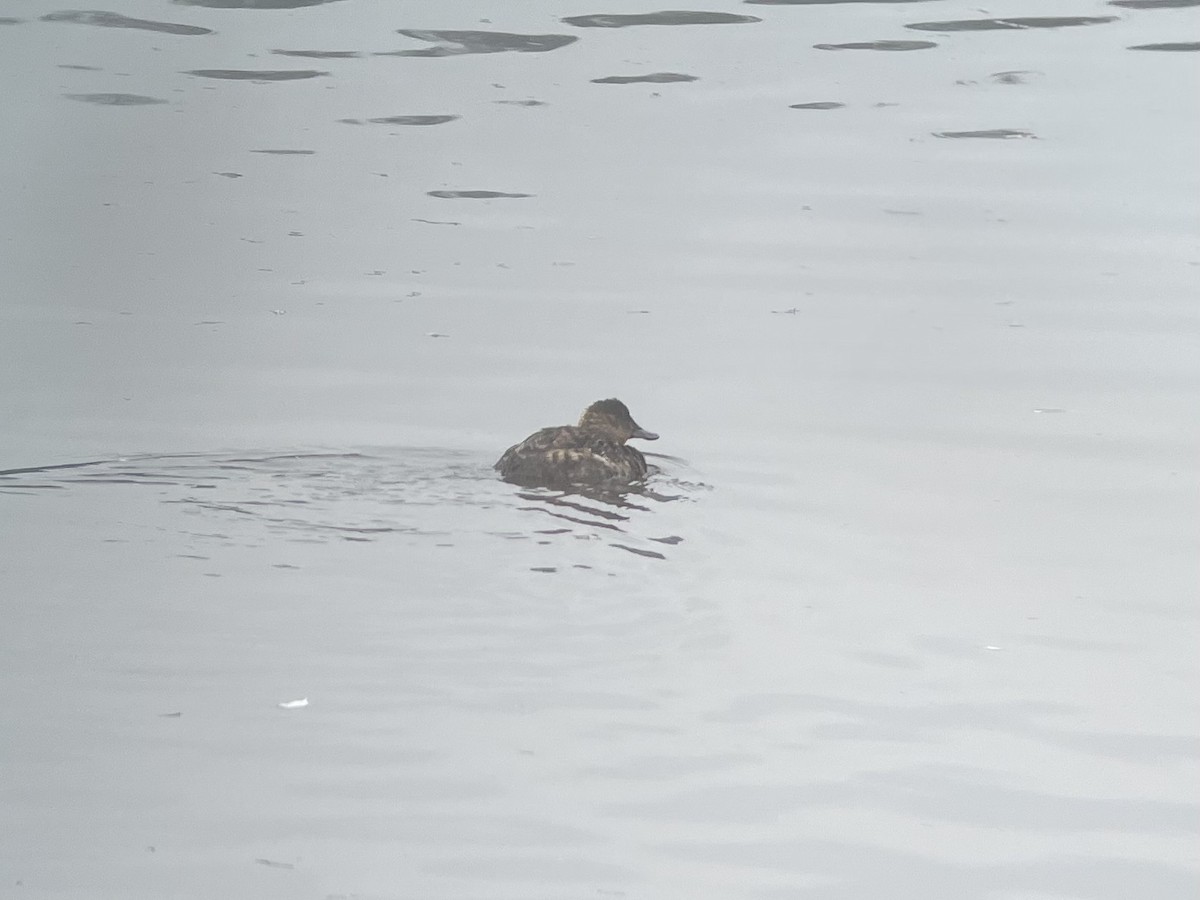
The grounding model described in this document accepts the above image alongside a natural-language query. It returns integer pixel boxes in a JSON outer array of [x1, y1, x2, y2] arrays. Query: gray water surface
[[1, 0, 1197, 897]]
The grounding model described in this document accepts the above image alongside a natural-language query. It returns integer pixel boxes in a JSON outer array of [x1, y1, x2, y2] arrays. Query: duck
[[495, 398, 659, 488]]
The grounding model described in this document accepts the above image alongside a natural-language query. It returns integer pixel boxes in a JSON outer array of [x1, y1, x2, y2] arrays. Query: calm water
[[1, 1, 1197, 897]]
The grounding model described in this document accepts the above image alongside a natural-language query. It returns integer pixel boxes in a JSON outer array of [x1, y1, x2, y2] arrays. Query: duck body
[[495, 399, 658, 488]]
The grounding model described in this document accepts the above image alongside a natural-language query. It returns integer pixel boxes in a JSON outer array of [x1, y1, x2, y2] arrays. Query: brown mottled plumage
[[495, 398, 659, 487]]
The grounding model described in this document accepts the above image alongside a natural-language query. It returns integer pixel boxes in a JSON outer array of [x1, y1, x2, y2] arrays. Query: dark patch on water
[[789, 101, 845, 109], [907, 16, 1118, 31], [59, 63, 103, 70], [174, 0, 343, 7], [0, 16, 25, 24], [271, 48, 362, 58], [494, 99, 547, 107], [349, 114, 460, 126], [562, 11, 760, 27], [933, 128, 1036, 139], [1111, 0, 1200, 7], [427, 190, 533, 199], [386, 30, 577, 57], [591, 72, 699, 83], [814, 39, 936, 50], [989, 70, 1041, 84], [253, 859, 294, 870], [64, 92, 168, 105], [612, 544, 666, 559], [184, 68, 327, 80], [41, 9, 212, 34], [1128, 40, 1200, 49], [250, 148, 315, 154]]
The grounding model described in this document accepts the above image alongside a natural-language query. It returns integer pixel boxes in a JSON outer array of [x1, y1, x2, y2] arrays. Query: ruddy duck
[[495, 398, 659, 487]]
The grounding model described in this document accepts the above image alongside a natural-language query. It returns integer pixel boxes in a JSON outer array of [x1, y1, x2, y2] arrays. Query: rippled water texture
[[1, 0, 1197, 897]]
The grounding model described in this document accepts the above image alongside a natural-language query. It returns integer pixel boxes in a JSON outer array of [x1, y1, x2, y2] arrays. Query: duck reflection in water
[[495, 398, 659, 490]]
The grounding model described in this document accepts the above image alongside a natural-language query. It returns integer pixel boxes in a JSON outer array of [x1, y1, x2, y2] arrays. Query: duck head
[[578, 398, 659, 444]]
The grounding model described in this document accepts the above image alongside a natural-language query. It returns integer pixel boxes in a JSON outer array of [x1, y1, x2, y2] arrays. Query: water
[[1, 1, 1197, 897]]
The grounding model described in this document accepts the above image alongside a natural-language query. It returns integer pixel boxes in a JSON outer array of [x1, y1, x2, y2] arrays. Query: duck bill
[[631, 425, 659, 441]]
